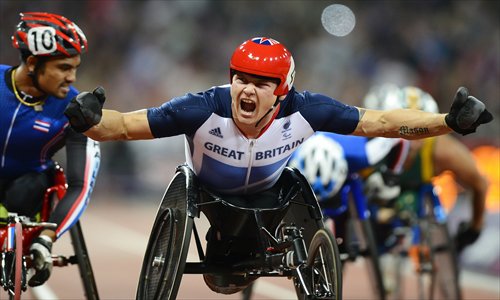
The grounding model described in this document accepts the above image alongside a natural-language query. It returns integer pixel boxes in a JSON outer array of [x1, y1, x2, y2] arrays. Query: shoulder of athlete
[[167, 85, 229, 111], [0, 64, 10, 73]]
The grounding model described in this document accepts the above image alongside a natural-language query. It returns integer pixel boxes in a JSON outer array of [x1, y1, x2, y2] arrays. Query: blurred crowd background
[[1, 0, 498, 195], [1, 0, 499, 284]]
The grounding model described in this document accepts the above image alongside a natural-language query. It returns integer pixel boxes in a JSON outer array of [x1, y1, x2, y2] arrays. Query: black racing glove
[[445, 87, 493, 135], [64, 86, 106, 133], [454, 221, 481, 254]]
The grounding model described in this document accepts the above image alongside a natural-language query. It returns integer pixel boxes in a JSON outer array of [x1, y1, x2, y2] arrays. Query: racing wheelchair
[[373, 183, 462, 300], [321, 172, 386, 300], [136, 165, 343, 300], [0, 164, 99, 300]]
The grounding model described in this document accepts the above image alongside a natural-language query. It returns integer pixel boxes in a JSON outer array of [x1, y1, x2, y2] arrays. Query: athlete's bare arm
[[85, 109, 153, 141], [352, 108, 452, 139], [434, 135, 488, 230]]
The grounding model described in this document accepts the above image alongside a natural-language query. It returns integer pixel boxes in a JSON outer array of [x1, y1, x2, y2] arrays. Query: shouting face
[[230, 72, 279, 137]]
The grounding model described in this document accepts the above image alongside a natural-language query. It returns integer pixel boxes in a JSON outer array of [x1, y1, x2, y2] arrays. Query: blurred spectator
[[2, 0, 497, 193]]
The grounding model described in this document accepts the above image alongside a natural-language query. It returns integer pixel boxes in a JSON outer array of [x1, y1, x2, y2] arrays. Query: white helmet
[[289, 134, 348, 201], [363, 84, 439, 113]]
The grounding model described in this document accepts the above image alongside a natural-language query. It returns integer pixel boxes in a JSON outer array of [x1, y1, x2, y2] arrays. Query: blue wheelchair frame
[[321, 173, 386, 300]]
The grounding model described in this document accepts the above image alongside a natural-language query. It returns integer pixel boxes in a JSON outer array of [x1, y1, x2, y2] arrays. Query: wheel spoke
[[304, 229, 342, 300], [137, 170, 194, 300]]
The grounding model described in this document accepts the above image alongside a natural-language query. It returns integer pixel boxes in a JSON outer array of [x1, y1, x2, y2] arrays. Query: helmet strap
[[27, 56, 49, 97], [255, 96, 280, 128]]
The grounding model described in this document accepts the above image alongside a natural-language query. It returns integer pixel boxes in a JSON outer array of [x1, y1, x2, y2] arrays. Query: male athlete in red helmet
[[1, 12, 100, 286], [65, 36, 492, 294]]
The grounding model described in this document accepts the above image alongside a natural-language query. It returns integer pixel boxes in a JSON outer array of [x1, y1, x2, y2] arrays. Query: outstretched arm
[[352, 87, 492, 139], [86, 109, 153, 141], [353, 108, 450, 139], [64, 87, 154, 141]]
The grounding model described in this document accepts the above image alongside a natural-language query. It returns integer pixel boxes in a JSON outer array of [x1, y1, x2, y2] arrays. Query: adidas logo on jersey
[[209, 127, 223, 138]]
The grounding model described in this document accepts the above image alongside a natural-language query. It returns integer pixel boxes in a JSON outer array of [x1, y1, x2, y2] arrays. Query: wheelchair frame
[[376, 184, 462, 300], [136, 165, 343, 300], [0, 164, 99, 300], [322, 172, 386, 300]]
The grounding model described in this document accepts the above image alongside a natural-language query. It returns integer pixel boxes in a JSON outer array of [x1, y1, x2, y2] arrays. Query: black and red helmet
[[11, 12, 87, 57], [230, 37, 295, 96]]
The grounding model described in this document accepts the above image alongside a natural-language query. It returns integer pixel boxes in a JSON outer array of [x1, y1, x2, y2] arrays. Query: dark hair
[[19, 49, 31, 63], [230, 69, 281, 85]]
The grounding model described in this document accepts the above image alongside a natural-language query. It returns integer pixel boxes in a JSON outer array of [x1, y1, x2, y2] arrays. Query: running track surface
[[2, 196, 499, 300]]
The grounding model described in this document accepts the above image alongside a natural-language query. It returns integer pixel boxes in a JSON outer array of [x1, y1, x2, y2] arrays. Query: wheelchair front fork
[[283, 226, 308, 268], [259, 224, 308, 269]]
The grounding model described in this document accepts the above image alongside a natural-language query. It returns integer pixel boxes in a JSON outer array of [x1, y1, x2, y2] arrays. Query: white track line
[[30, 284, 59, 300], [253, 280, 297, 299], [461, 269, 500, 294]]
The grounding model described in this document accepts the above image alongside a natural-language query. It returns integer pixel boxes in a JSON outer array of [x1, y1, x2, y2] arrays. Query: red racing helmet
[[230, 37, 295, 96], [11, 12, 88, 57]]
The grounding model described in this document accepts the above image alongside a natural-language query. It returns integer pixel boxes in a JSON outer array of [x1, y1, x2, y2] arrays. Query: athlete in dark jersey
[[64, 37, 492, 294], [0, 12, 100, 287], [148, 85, 358, 194]]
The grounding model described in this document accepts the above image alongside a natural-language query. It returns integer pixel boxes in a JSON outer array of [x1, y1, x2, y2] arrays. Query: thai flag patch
[[251, 37, 279, 45], [33, 119, 51, 133]]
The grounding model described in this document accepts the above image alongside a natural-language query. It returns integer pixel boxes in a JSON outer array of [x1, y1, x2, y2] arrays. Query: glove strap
[[34, 235, 53, 251]]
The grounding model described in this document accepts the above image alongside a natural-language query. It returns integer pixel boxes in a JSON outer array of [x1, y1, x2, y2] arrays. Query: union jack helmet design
[[230, 37, 295, 96], [12, 12, 87, 57]]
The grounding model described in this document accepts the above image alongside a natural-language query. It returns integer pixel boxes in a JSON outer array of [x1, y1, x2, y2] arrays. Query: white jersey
[[147, 86, 359, 195]]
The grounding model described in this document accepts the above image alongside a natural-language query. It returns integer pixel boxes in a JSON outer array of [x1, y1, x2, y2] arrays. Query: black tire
[[241, 281, 254, 300], [351, 219, 386, 300], [69, 221, 100, 300], [406, 192, 461, 300], [300, 228, 342, 300], [137, 205, 193, 300], [137, 166, 199, 300], [418, 215, 461, 300], [433, 223, 461, 299], [136, 170, 194, 300]]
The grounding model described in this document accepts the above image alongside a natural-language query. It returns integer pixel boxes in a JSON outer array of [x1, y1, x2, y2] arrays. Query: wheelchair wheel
[[241, 281, 254, 300], [351, 219, 386, 299], [137, 207, 193, 300], [417, 216, 461, 299], [299, 228, 342, 300], [69, 221, 99, 300], [137, 166, 198, 300], [432, 223, 461, 299]]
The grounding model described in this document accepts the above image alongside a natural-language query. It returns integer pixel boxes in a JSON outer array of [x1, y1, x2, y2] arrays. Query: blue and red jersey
[[0, 64, 100, 239]]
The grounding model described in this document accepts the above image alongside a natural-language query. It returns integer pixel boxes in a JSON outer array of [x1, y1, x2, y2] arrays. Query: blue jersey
[[147, 85, 359, 194], [0, 65, 100, 239], [304, 132, 408, 174]]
